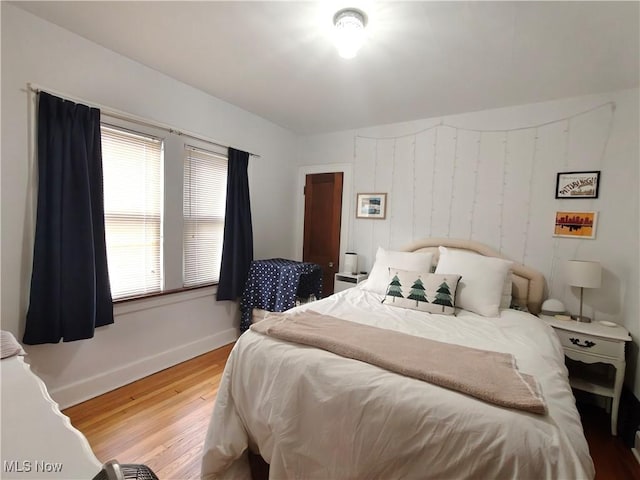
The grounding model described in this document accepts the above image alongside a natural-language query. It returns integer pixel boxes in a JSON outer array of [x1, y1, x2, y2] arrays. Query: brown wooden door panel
[[303, 172, 343, 296]]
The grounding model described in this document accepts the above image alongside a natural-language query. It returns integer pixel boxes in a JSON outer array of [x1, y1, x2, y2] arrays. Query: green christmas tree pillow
[[382, 268, 461, 315]]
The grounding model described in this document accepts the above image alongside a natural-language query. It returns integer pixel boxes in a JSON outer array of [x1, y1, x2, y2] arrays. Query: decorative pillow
[[382, 268, 461, 315], [362, 247, 434, 295], [435, 246, 512, 317], [500, 271, 513, 310], [1, 330, 26, 359]]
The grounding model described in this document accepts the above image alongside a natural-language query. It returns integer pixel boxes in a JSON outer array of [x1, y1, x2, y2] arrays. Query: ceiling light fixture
[[333, 8, 367, 59]]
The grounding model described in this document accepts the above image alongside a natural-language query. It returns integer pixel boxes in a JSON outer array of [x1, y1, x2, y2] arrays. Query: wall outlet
[[632, 430, 640, 465]]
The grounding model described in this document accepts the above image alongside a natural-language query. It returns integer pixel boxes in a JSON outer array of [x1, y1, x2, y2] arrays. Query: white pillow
[[382, 268, 461, 316], [362, 247, 434, 295], [1, 331, 26, 359], [435, 246, 512, 317]]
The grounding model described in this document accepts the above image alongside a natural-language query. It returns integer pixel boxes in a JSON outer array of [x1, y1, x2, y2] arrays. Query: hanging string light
[[355, 102, 615, 273]]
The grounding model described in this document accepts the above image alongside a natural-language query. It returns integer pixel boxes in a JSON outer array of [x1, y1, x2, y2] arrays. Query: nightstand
[[334, 273, 368, 293], [540, 315, 631, 436]]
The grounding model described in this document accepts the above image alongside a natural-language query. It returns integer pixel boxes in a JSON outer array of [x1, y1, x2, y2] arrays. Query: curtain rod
[[26, 83, 261, 159]]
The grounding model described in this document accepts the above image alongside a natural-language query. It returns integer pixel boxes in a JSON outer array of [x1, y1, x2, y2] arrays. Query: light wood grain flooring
[[63, 344, 232, 479]]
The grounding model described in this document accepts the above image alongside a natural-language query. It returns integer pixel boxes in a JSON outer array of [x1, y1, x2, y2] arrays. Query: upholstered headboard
[[401, 238, 545, 315]]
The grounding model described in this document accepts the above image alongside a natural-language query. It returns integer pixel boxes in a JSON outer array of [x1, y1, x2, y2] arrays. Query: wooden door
[[303, 173, 343, 296]]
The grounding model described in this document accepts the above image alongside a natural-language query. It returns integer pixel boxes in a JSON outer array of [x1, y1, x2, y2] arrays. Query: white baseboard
[[50, 328, 237, 410], [633, 430, 640, 465]]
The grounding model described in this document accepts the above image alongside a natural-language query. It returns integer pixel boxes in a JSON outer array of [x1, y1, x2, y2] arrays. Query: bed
[[201, 239, 594, 479], [1, 332, 102, 479]]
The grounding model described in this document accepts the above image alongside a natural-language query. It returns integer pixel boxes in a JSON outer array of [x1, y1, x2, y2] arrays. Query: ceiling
[[13, 1, 640, 135]]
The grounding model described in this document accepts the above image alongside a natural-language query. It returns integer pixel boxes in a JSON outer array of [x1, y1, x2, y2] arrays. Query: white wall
[[297, 88, 640, 399], [1, 3, 298, 408], [3, 2, 639, 407]]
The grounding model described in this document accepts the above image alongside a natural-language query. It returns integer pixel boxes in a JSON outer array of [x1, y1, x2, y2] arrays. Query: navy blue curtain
[[216, 148, 253, 301], [23, 92, 113, 345]]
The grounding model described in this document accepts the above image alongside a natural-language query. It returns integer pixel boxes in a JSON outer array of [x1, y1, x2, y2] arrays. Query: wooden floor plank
[[578, 403, 640, 480], [64, 346, 231, 426], [64, 343, 639, 480]]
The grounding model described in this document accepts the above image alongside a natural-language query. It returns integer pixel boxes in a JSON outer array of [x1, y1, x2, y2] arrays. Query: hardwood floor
[[578, 403, 640, 480], [63, 344, 233, 480], [64, 344, 640, 480]]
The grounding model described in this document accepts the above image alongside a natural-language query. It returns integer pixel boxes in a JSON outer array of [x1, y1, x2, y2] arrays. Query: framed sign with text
[[555, 171, 600, 199]]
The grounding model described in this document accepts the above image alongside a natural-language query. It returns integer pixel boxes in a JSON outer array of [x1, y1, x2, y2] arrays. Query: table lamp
[[566, 260, 601, 323], [344, 252, 358, 274]]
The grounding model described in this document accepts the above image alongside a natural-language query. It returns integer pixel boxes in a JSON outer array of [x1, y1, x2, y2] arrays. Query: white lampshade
[[566, 260, 602, 289]]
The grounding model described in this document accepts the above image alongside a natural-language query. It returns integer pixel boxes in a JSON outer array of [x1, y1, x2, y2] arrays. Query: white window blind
[[183, 145, 228, 287], [101, 124, 163, 299]]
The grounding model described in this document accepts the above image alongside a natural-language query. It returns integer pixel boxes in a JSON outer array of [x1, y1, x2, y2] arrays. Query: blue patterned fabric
[[240, 259, 322, 332]]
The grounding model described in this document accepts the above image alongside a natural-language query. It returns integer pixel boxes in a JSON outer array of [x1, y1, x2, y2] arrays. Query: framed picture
[[356, 193, 387, 219], [555, 171, 600, 199], [553, 211, 598, 239]]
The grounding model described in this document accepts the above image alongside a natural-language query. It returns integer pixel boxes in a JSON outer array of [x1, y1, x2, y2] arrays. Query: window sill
[[113, 284, 219, 316], [114, 283, 218, 304]]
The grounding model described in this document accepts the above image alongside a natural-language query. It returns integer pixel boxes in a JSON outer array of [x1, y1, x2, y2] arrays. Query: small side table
[[540, 315, 631, 436], [334, 273, 368, 293], [240, 259, 323, 332]]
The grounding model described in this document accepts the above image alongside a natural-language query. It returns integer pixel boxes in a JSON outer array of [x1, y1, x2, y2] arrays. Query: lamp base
[[572, 314, 592, 323]]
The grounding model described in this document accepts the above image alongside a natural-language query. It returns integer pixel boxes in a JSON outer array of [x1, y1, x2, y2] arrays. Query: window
[[183, 145, 228, 287], [101, 123, 228, 299], [101, 124, 163, 299]]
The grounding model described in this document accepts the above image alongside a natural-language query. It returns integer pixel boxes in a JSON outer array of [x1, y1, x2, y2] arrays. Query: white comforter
[[201, 287, 594, 479], [1, 356, 101, 479]]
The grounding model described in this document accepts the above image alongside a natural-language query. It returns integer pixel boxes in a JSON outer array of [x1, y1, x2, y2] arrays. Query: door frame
[[295, 163, 353, 273]]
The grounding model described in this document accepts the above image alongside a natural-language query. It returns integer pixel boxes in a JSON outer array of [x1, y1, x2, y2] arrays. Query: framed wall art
[[356, 193, 387, 219], [553, 211, 598, 239], [555, 171, 600, 199]]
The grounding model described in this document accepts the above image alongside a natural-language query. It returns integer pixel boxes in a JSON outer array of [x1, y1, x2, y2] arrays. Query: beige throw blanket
[[251, 310, 546, 415]]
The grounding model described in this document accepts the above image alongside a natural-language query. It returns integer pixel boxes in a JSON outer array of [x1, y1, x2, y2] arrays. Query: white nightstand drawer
[[555, 328, 624, 359], [334, 273, 368, 293]]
